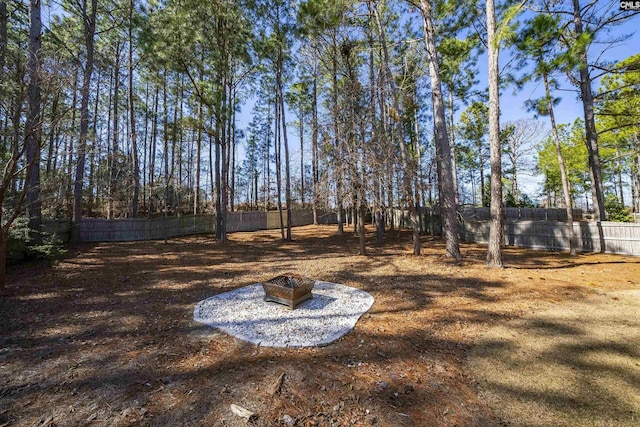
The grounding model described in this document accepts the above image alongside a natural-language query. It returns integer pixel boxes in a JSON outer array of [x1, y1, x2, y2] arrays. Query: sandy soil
[[1, 224, 639, 426]]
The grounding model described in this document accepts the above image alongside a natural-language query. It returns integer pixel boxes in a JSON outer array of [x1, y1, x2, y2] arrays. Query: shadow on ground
[[466, 290, 640, 427], [1, 225, 639, 426]]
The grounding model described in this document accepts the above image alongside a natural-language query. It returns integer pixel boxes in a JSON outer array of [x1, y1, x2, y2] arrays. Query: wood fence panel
[[316, 211, 338, 224], [291, 210, 314, 227], [266, 211, 287, 229], [227, 211, 268, 232], [459, 207, 583, 221], [77, 215, 214, 242], [45, 210, 336, 243], [462, 219, 640, 256]]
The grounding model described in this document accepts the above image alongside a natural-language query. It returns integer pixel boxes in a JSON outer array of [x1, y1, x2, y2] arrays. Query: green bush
[[4, 215, 66, 263], [604, 194, 634, 222], [505, 192, 538, 208], [26, 235, 67, 260]]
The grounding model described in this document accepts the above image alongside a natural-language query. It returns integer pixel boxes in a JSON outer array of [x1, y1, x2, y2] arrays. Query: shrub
[[4, 215, 66, 264], [604, 194, 634, 222]]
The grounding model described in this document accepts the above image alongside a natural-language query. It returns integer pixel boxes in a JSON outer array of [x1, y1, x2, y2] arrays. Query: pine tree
[[516, 13, 578, 255]]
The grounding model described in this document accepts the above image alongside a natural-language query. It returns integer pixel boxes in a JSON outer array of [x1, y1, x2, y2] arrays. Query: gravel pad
[[193, 281, 374, 348]]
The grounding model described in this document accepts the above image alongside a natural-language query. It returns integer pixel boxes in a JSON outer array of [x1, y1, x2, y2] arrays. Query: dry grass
[[467, 290, 640, 427], [1, 224, 639, 426]]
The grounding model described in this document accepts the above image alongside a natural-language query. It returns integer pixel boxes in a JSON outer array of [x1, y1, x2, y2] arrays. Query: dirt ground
[[1, 225, 639, 427]]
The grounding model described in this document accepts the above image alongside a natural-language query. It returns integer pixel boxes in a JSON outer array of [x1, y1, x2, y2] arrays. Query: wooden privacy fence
[[78, 215, 215, 242], [462, 220, 640, 256], [458, 206, 584, 221], [44, 207, 639, 255], [45, 210, 338, 243], [226, 211, 270, 232], [390, 207, 583, 229], [390, 206, 639, 256]]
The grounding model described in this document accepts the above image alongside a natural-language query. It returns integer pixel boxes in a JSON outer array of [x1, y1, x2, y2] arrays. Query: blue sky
[[235, 10, 638, 203], [494, 14, 640, 199], [499, 17, 640, 126], [36, 1, 639, 205]]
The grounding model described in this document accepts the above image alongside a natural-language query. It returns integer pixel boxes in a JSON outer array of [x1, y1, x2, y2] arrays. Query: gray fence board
[[462, 219, 640, 256], [43, 208, 639, 256], [78, 215, 215, 242], [44, 210, 336, 243], [459, 206, 583, 221]]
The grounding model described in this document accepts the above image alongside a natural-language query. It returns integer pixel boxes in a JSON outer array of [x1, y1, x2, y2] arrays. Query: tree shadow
[[2, 225, 638, 426], [466, 293, 640, 426]]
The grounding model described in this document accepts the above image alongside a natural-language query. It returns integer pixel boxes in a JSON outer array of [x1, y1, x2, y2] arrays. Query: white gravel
[[193, 281, 375, 348]]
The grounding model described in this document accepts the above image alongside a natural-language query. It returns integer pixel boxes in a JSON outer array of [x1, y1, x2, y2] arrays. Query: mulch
[[1, 225, 639, 426]]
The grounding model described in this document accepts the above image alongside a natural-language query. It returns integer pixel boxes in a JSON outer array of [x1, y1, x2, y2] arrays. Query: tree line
[[1, 0, 638, 287]]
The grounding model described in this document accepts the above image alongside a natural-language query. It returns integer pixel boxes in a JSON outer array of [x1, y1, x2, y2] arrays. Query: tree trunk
[[572, 0, 605, 222], [633, 145, 640, 212], [110, 42, 121, 219], [274, 84, 285, 240], [177, 79, 184, 215], [128, 0, 139, 218], [419, 0, 460, 259], [0, 1, 6, 77], [224, 77, 232, 214], [486, 0, 504, 267], [194, 102, 202, 215], [215, 23, 228, 242], [513, 162, 518, 200], [358, 132, 366, 255], [544, 73, 577, 256], [220, 87, 228, 243], [265, 103, 271, 211], [230, 86, 237, 212], [149, 85, 158, 217], [102, 69, 112, 215], [387, 158, 393, 230], [331, 35, 344, 236], [449, 90, 459, 205], [141, 81, 149, 213], [343, 37, 366, 254], [162, 69, 170, 221], [0, 230, 7, 290], [163, 70, 169, 218], [415, 109, 426, 215], [367, 2, 383, 245], [66, 69, 78, 215], [88, 70, 100, 216], [299, 106, 305, 205], [72, 0, 97, 242], [311, 45, 319, 225], [170, 77, 179, 215], [278, 72, 292, 241], [10, 60, 25, 200], [25, 0, 43, 244], [478, 142, 487, 206], [374, 2, 419, 253], [215, 132, 222, 240], [615, 147, 624, 207], [220, 135, 228, 242], [46, 93, 59, 175]]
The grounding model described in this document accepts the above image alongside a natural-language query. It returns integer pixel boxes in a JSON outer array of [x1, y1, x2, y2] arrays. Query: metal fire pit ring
[[261, 273, 315, 310]]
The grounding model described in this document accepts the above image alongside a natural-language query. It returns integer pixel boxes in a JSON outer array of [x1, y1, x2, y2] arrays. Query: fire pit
[[261, 273, 315, 310]]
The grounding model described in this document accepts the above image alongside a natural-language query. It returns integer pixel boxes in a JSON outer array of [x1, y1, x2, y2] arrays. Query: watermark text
[[620, 1, 640, 10]]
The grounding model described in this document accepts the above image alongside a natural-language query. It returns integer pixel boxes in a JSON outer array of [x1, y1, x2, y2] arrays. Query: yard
[[1, 225, 639, 426]]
